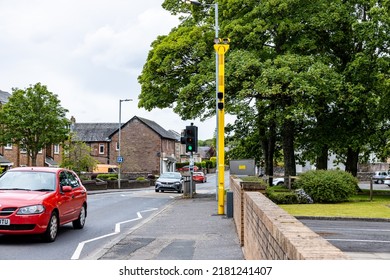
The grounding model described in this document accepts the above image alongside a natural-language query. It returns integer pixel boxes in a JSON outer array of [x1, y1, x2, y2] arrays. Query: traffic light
[[185, 125, 198, 153], [217, 91, 224, 110]]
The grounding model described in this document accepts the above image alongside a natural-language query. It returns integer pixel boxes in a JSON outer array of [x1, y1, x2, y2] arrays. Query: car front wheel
[[43, 212, 59, 243]]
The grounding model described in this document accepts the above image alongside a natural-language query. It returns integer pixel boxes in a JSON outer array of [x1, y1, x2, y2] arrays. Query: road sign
[[117, 156, 123, 163]]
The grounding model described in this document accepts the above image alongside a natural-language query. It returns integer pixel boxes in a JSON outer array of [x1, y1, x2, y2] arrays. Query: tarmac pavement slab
[[97, 193, 245, 260]]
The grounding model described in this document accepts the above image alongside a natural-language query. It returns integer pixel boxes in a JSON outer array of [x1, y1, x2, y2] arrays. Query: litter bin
[[183, 175, 196, 197]]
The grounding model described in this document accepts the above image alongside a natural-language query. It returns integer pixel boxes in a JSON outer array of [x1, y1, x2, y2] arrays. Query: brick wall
[[230, 178, 350, 260], [110, 118, 161, 174], [1, 144, 63, 167]]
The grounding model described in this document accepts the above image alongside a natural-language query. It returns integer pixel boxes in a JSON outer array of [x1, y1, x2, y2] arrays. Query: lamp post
[[118, 99, 132, 189], [187, 0, 228, 215]]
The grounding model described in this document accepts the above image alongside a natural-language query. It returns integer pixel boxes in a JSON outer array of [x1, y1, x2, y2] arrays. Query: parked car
[[0, 167, 87, 242], [272, 178, 285, 186], [193, 172, 207, 183], [384, 176, 390, 186], [373, 171, 389, 184], [155, 172, 184, 193], [177, 165, 199, 172]]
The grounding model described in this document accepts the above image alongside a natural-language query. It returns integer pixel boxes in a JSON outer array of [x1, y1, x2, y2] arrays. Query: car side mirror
[[62, 185, 72, 193]]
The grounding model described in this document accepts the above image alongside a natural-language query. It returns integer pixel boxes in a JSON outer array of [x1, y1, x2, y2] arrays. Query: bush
[[97, 173, 118, 181], [294, 170, 358, 203], [266, 187, 299, 204]]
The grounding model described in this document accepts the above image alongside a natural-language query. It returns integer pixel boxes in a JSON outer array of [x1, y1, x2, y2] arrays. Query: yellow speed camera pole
[[214, 40, 229, 215]]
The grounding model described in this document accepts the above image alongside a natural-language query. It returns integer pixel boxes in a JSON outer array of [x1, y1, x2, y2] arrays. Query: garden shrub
[[97, 173, 118, 180], [294, 170, 358, 203], [241, 176, 267, 184], [266, 187, 299, 204]]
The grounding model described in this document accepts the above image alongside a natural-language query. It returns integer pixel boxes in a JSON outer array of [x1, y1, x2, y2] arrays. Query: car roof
[[8, 167, 64, 173]]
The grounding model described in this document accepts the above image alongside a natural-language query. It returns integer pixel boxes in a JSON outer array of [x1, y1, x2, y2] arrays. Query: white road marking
[[71, 208, 157, 260], [327, 238, 390, 243]]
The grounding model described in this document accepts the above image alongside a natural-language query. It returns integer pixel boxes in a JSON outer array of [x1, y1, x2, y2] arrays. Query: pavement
[[91, 192, 245, 260]]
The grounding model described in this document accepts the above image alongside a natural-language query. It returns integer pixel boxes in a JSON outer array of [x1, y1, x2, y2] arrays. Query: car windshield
[[0, 171, 56, 191], [160, 173, 181, 179]]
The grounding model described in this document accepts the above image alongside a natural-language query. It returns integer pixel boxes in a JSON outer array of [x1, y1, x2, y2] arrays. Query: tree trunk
[[345, 147, 359, 176], [31, 151, 38, 166], [282, 118, 296, 176], [259, 114, 276, 183], [316, 145, 328, 170]]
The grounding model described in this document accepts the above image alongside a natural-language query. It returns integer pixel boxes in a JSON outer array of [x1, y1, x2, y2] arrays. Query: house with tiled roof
[[71, 115, 182, 175]]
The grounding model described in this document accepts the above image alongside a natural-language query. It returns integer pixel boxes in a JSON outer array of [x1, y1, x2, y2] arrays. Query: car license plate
[[0, 219, 10, 226]]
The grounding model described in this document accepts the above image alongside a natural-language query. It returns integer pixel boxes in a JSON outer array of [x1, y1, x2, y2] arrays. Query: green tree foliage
[[138, 0, 390, 177], [61, 139, 98, 175], [0, 83, 69, 166]]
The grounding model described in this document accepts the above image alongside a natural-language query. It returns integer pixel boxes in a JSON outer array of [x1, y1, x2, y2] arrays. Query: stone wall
[[230, 177, 349, 260], [83, 179, 150, 191]]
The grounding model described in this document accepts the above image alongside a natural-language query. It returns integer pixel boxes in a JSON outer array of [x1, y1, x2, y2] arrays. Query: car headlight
[[17, 205, 45, 215]]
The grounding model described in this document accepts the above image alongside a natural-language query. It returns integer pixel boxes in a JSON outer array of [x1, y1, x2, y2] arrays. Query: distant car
[[177, 165, 199, 172], [272, 178, 285, 186], [155, 172, 184, 193], [0, 167, 87, 242], [384, 176, 390, 186], [193, 172, 207, 183], [373, 171, 389, 184]]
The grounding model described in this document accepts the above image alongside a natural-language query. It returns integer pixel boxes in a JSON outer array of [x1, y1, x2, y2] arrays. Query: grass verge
[[279, 190, 390, 219]]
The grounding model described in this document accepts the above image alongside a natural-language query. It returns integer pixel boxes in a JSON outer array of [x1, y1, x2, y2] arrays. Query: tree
[[0, 83, 69, 166], [138, 0, 390, 177], [61, 139, 98, 175]]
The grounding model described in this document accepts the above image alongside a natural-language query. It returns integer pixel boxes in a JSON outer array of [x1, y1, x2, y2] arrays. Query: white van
[[93, 164, 118, 173]]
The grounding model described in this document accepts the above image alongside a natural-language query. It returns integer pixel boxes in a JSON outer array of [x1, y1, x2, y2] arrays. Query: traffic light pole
[[181, 124, 198, 199], [214, 42, 229, 215], [190, 151, 194, 198]]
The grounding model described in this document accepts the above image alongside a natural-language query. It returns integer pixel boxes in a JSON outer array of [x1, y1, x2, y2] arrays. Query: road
[[301, 219, 390, 259], [0, 188, 180, 260], [0, 174, 217, 260]]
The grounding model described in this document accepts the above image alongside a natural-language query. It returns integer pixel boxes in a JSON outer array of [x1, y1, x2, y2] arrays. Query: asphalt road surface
[[0, 188, 179, 260], [301, 218, 390, 259]]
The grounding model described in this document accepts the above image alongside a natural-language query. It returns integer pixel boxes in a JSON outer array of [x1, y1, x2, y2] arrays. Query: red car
[[177, 165, 199, 172], [0, 167, 87, 242], [193, 172, 207, 183]]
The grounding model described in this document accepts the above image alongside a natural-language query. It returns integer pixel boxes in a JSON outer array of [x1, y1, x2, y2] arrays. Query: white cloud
[[0, 0, 230, 140]]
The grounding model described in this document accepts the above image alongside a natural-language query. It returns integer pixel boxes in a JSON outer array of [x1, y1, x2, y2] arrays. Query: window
[[59, 172, 68, 187], [54, 144, 60, 154], [99, 144, 105, 154], [116, 142, 119, 151], [66, 172, 80, 188], [5, 143, 12, 150], [59, 171, 79, 189]]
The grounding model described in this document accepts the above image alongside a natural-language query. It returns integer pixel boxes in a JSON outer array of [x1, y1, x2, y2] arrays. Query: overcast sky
[[0, 0, 227, 140]]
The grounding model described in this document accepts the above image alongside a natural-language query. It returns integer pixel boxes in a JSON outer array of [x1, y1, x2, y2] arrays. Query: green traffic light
[[188, 146, 193, 151]]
